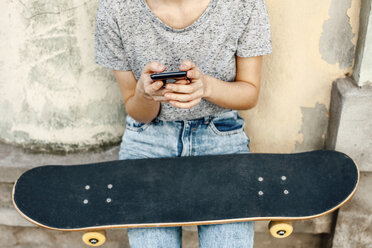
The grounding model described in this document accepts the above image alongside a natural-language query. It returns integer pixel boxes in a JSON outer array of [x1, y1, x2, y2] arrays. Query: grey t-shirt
[[95, 0, 273, 121]]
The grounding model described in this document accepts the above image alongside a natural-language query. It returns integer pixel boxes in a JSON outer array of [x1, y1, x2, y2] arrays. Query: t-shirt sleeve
[[94, 0, 131, 71], [237, 0, 273, 57]]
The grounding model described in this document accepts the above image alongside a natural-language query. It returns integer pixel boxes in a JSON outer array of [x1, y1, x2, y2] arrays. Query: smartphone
[[150, 71, 188, 84]]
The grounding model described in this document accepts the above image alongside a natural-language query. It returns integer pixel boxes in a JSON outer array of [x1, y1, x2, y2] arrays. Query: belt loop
[[204, 116, 211, 125]]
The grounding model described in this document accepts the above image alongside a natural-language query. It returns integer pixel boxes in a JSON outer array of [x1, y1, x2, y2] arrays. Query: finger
[[173, 79, 190, 85], [152, 96, 169, 102], [165, 91, 203, 102], [151, 87, 173, 95], [145, 86, 172, 98], [165, 83, 195, 94], [143, 62, 166, 74], [169, 98, 201, 109], [179, 60, 196, 71], [150, 80, 164, 91], [142, 63, 166, 86], [186, 68, 202, 80], [144, 81, 163, 96]]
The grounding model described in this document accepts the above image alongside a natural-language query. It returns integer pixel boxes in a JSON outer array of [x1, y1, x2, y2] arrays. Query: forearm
[[125, 90, 160, 123], [204, 75, 259, 110], [115, 63, 167, 123]]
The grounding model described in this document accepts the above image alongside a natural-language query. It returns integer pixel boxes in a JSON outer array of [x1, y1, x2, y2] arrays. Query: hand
[[164, 60, 208, 109], [136, 62, 172, 102]]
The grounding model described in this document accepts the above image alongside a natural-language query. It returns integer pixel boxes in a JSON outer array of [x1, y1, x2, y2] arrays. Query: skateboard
[[12, 150, 359, 246]]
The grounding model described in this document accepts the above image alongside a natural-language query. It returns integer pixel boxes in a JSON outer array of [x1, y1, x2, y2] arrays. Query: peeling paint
[[319, 0, 356, 69], [0, 0, 126, 152], [294, 103, 328, 152]]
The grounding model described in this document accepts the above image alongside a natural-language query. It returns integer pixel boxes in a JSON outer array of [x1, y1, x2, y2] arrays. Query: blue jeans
[[119, 110, 254, 248]]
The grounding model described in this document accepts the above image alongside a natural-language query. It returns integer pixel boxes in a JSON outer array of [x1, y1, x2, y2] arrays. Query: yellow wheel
[[82, 230, 107, 246], [268, 221, 293, 238]]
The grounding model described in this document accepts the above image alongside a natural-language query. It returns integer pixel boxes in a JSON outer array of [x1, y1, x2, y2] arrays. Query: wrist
[[203, 75, 214, 99]]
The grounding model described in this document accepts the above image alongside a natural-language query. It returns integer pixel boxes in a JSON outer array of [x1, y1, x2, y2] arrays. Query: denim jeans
[[119, 110, 254, 248]]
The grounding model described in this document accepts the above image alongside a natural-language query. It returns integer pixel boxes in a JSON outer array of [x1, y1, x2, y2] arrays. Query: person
[[94, 0, 272, 247]]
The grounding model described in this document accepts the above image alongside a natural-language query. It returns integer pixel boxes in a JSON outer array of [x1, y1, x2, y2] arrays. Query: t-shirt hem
[[237, 46, 273, 58], [157, 108, 232, 121], [95, 57, 131, 71]]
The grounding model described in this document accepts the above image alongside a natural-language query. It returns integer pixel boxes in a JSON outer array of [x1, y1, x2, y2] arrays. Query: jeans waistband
[[153, 110, 237, 124]]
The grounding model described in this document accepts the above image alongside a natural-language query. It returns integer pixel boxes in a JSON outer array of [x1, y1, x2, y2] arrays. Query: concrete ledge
[[184, 215, 333, 234], [332, 172, 372, 247], [326, 77, 372, 171], [0, 224, 328, 248], [0, 208, 34, 227], [0, 143, 120, 183], [326, 76, 372, 247]]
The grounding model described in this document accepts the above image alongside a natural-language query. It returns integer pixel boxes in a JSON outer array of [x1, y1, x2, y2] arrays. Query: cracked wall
[[0, 0, 125, 152]]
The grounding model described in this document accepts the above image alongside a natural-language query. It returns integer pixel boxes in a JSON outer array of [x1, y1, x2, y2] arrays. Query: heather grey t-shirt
[[95, 0, 273, 121]]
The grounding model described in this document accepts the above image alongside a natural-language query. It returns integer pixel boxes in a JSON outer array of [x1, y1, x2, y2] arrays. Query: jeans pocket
[[209, 111, 245, 136], [125, 115, 151, 132]]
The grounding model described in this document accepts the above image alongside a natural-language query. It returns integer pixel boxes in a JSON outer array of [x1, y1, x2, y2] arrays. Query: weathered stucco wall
[[242, 0, 361, 153], [0, 0, 363, 153], [0, 0, 125, 153]]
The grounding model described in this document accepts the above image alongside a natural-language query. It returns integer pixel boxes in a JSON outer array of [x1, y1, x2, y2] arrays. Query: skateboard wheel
[[82, 230, 106, 246], [268, 221, 293, 238]]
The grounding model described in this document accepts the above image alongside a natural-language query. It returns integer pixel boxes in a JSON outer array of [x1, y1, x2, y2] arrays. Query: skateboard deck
[[13, 150, 359, 245]]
